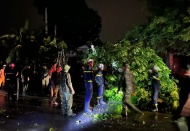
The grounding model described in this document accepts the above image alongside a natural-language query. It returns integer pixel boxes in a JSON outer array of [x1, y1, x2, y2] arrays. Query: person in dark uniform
[[150, 65, 160, 112], [5, 63, 19, 102], [21, 64, 31, 96], [83, 59, 94, 112], [117, 63, 143, 117], [95, 63, 106, 105]]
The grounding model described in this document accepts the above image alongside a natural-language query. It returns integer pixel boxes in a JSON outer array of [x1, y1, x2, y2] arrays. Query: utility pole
[[45, 7, 48, 34], [54, 24, 57, 37]]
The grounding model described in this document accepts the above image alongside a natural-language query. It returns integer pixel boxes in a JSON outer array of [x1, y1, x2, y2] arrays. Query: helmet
[[88, 59, 94, 63], [98, 63, 104, 69], [148, 69, 152, 74], [153, 65, 158, 71], [9, 63, 15, 68]]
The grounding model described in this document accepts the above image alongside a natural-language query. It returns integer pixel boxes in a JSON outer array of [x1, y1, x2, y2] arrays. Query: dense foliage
[[1, 0, 186, 113], [83, 40, 179, 111], [125, 7, 190, 56], [0, 22, 67, 67]]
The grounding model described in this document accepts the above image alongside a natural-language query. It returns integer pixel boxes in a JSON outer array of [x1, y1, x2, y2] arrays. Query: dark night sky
[[86, 0, 150, 42], [0, 0, 43, 34], [0, 0, 149, 43]]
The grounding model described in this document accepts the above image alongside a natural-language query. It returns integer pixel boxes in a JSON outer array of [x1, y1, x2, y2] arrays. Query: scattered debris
[[76, 121, 81, 124], [49, 127, 57, 131]]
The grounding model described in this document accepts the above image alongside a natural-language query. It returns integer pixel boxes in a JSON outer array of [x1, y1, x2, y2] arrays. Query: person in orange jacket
[[0, 64, 6, 89]]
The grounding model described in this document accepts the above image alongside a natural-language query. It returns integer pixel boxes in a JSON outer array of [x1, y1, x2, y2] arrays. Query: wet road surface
[[0, 89, 180, 131]]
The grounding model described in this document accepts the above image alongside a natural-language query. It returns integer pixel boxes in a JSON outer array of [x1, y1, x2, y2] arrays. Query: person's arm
[[153, 73, 160, 81], [117, 73, 123, 93], [94, 73, 101, 86], [103, 74, 109, 87], [21, 70, 24, 82], [0, 69, 2, 78], [131, 74, 136, 95], [129, 73, 135, 92], [67, 73, 75, 94], [26, 70, 30, 81], [124, 72, 129, 89], [16, 71, 19, 77], [51, 73, 55, 87]]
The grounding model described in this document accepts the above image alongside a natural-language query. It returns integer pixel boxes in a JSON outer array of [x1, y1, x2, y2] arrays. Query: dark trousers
[[6, 82, 16, 102], [85, 82, 93, 103], [97, 85, 104, 97], [152, 85, 160, 105]]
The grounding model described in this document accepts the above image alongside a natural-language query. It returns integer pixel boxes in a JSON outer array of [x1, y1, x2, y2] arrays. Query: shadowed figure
[[118, 63, 143, 117], [173, 75, 190, 131]]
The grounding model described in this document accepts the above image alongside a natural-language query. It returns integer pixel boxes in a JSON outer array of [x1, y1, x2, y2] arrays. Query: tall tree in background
[[125, 0, 190, 57], [33, 0, 102, 50], [0, 21, 67, 66], [140, 0, 189, 16]]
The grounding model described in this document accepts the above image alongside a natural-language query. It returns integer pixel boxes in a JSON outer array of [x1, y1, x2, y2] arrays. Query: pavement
[[0, 89, 186, 131]]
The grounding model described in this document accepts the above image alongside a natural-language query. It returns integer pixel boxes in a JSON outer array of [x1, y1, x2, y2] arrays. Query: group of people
[[0, 62, 54, 100], [0, 62, 76, 116], [0, 63, 19, 101], [49, 64, 76, 117], [0, 63, 27, 100], [83, 60, 160, 116], [0, 60, 161, 117], [46, 59, 107, 116], [118, 64, 161, 117], [83, 59, 107, 112]]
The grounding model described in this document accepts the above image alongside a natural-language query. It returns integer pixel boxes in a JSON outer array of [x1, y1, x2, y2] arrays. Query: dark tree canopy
[[33, 0, 102, 50], [140, 0, 190, 15]]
